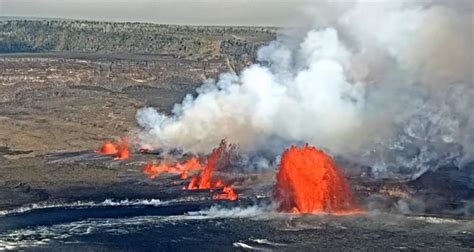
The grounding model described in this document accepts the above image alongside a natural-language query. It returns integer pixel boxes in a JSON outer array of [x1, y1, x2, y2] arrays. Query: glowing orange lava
[[95, 141, 117, 155], [143, 162, 171, 179], [212, 186, 239, 201], [142, 139, 239, 201], [186, 139, 239, 201], [95, 137, 130, 160], [143, 157, 202, 179], [187, 140, 231, 190], [273, 145, 360, 214], [113, 142, 130, 160], [177, 157, 202, 179]]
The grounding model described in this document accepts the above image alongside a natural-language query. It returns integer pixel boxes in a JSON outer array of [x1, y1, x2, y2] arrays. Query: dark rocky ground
[[0, 53, 218, 209], [0, 52, 229, 153]]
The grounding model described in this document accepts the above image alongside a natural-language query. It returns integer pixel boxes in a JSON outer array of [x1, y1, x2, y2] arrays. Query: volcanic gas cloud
[[135, 1, 473, 181], [274, 145, 360, 214], [97, 0, 472, 213]]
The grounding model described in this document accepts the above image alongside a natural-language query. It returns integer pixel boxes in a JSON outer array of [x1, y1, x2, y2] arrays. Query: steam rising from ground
[[136, 0, 473, 180]]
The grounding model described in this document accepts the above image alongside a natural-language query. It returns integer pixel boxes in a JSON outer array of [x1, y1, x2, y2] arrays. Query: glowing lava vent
[[273, 145, 360, 214], [187, 139, 234, 190], [142, 139, 239, 201], [95, 137, 130, 160]]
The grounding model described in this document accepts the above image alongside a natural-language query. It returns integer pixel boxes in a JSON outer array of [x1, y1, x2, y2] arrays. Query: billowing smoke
[[136, 0, 473, 180]]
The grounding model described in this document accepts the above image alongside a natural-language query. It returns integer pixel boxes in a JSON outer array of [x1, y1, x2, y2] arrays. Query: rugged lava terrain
[[0, 20, 472, 219], [0, 20, 276, 209]]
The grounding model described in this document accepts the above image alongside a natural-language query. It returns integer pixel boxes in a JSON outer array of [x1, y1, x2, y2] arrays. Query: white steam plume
[[136, 0, 473, 180]]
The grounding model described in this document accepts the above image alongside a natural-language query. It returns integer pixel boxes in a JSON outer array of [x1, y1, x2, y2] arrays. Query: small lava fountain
[[142, 139, 239, 201], [273, 145, 361, 214], [95, 137, 130, 160], [187, 139, 234, 190], [186, 139, 239, 201], [95, 141, 118, 155]]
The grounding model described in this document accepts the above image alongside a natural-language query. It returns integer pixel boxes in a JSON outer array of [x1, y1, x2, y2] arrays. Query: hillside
[[0, 19, 276, 71]]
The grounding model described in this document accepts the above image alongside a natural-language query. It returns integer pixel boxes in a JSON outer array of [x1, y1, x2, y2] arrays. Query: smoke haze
[[135, 0, 473, 180], [0, 0, 310, 26]]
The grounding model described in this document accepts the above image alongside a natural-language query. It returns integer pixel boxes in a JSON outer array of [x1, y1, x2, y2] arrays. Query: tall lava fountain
[[274, 145, 360, 214]]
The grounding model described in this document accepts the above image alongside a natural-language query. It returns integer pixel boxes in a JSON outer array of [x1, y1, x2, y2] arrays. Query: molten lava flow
[[176, 157, 202, 179], [143, 162, 170, 179], [185, 139, 239, 201], [95, 138, 130, 160], [187, 140, 230, 190], [273, 145, 360, 214], [212, 186, 239, 201], [143, 156, 203, 179]]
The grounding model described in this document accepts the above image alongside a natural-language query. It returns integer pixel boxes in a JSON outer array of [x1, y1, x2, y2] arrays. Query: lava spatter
[[143, 156, 202, 179], [143, 139, 239, 201], [212, 186, 239, 201], [185, 139, 239, 201], [187, 139, 233, 190]]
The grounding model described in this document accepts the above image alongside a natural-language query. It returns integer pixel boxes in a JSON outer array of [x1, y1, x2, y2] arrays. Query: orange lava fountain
[[142, 139, 239, 201], [187, 140, 231, 190], [95, 137, 130, 160], [186, 139, 239, 201], [273, 145, 360, 214]]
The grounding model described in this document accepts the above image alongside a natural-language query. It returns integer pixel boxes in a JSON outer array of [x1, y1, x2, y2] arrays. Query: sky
[[0, 0, 312, 26]]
